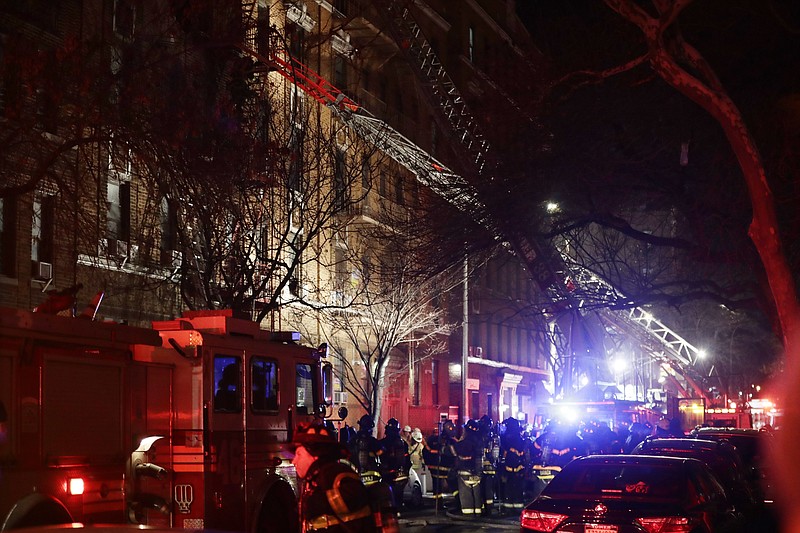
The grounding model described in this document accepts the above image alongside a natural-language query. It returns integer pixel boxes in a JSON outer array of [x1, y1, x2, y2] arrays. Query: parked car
[[520, 454, 740, 533], [690, 427, 776, 505], [630, 437, 757, 516]]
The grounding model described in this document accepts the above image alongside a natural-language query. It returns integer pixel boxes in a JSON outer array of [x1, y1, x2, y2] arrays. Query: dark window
[[413, 360, 420, 406], [0, 198, 17, 277], [379, 172, 387, 197], [431, 360, 439, 405], [361, 157, 370, 190], [287, 24, 304, 60], [160, 197, 177, 253], [333, 149, 347, 210], [113, 0, 137, 40], [214, 355, 242, 413], [470, 391, 480, 419], [251, 357, 279, 413], [333, 55, 347, 92], [288, 130, 303, 192], [394, 175, 403, 205]]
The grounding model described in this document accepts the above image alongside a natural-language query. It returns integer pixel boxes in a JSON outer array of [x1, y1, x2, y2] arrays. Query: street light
[[611, 357, 627, 400]]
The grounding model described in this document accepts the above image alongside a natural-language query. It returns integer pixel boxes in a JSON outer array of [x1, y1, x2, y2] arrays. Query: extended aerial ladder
[[236, 3, 711, 402]]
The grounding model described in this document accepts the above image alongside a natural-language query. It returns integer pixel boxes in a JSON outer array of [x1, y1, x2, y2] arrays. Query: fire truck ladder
[[237, 13, 707, 400], [564, 261, 711, 401]]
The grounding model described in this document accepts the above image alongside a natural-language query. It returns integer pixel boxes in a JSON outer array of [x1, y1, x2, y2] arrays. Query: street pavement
[[399, 496, 520, 531]]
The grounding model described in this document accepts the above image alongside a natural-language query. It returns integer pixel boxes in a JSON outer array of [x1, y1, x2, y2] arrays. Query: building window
[[0, 198, 17, 277], [413, 360, 420, 406], [107, 177, 131, 244], [431, 359, 439, 405], [394, 175, 403, 205], [361, 157, 370, 190], [333, 55, 347, 92], [468, 26, 475, 62], [379, 172, 387, 197], [113, 0, 137, 40], [333, 149, 348, 210], [32, 194, 55, 264]]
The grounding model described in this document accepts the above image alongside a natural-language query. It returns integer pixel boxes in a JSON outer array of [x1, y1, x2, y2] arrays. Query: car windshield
[[544, 463, 687, 500]]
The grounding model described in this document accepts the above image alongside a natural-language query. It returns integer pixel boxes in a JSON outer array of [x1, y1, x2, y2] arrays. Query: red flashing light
[[67, 477, 85, 496]]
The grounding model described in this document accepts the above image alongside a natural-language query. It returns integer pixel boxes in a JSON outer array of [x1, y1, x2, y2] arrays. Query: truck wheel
[[2, 494, 73, 530], [255, 481, 298, 533]]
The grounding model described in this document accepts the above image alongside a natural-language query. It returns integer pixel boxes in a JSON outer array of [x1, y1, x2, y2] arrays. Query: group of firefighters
[[290, 413, 586, 532]]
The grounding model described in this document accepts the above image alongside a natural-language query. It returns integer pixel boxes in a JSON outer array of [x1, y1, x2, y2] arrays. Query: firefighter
[[499, 417, 528, 512], [378, 418, 411, 510], [422, 420, 457, 500], [454, 419, 484, 515], [478, 415, 499, 514], [291, 421, 376, 533], [348, 414, 383, 487]]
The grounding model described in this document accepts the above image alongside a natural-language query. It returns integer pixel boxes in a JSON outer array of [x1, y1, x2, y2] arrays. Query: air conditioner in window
[[128, 244, 138, 262], [286, 2, 315, 32], [116, 240, 128, 257], [37, 261, 53, 280], [331, 30, 354, 57], [469, 346, 483, 358], [333, 391, 348, 404]]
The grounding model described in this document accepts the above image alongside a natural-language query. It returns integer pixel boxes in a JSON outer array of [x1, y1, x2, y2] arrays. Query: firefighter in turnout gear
[[422, 420, 457, 499], [348, 414, 384, 487], [453, 419, 484, 515], [291, 421, 376, 533], [499, 417, 528, 512], [346, 415, 398, 533], [478, 415, 499, 514], [378, 418, 411, 510]]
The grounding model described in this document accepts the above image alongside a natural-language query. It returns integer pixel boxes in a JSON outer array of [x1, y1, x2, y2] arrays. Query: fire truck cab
[[131, 309, 330, 533]]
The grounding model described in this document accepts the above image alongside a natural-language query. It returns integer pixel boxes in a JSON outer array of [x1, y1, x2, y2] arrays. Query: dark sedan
[[630, 437, 757, 517], [520, 454, 739, 533]]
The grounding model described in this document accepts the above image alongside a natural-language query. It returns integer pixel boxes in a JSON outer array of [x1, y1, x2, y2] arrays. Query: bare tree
[[291, 221, 457, 424]]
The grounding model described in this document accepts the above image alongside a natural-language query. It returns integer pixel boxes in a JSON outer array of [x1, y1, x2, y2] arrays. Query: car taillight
[[67, 477, 85, 496], [520, 509, 568, 532], [637, 516, 694, 533]]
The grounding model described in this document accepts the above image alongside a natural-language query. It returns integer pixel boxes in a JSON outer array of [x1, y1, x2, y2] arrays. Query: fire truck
[[0, 306, 330, 533]]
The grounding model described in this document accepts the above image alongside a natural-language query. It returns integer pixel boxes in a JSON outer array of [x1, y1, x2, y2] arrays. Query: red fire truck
[[0, 307, 330, 533]]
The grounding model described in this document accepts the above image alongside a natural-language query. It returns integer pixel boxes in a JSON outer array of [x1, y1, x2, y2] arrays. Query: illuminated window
[[214, 356, 241, 413], [295, 363, 314, 415]]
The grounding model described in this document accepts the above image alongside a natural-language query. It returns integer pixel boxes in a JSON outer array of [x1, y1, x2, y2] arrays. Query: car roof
[[634, 437, 737, 454], [692, 427, 763, 436], [571, 454, 705, 467]]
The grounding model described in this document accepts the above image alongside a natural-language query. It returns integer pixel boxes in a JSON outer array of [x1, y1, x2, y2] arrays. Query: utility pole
[[462, 257, 469, 424]]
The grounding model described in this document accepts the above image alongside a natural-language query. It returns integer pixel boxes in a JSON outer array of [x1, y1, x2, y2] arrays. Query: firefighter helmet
[[358, 414, 375, 430], [442, 419, 456, 437], [386, 417, 400, 430], [465, 419, 480, 433], [292, 421, 337, 447]]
